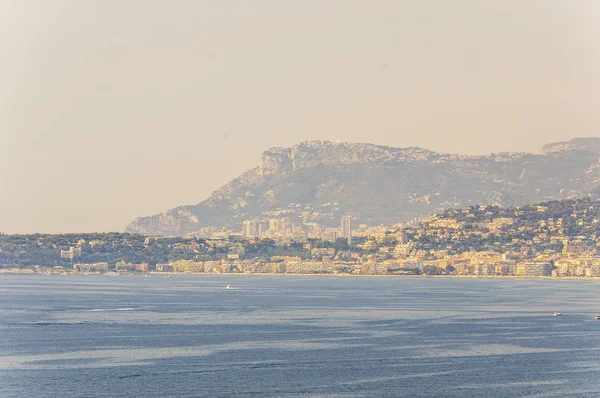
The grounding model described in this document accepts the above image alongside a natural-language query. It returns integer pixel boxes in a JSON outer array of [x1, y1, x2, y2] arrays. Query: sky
[[1, 0, 599, 234]]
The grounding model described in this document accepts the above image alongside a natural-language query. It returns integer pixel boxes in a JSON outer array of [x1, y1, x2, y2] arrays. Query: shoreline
[[1, 269, 599, 281]]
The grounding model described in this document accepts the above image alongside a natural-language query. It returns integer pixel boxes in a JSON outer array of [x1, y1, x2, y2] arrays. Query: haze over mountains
[[126, 138, 600, 237]]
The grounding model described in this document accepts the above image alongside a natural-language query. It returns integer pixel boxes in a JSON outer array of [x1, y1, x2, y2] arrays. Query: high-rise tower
[[341, 216, 352, 244]]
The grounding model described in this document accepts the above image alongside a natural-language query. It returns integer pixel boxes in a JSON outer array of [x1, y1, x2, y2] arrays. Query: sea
[[1, 275, 600, 397]]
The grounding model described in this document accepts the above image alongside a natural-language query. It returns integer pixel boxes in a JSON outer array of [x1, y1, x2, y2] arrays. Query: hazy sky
[[1, 0, 599, 234]]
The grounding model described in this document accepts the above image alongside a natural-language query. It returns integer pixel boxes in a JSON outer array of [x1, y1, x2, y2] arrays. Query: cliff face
[[541, 137, 600, 154], [125, 138, 600, 236], [260, 148, 293, 175]]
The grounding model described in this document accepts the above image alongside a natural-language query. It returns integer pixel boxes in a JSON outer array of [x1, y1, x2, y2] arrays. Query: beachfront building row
[[35, 257, 597, 277], [73, 262, 109, 272], [149, 258, 556, 276], [61, 256, 600, 277]]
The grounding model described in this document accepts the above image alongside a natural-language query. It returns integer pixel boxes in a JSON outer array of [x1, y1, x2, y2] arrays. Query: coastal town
[[3, 198, 600, 278]]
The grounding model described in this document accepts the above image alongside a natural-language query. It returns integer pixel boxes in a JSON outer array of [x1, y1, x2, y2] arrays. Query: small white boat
[[553, 312, 562, 316], [595, 315, 600, 320], [226, 284, 232, 289]]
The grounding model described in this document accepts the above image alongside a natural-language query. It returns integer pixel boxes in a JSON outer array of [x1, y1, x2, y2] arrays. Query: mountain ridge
[[126, 137, 600, 237]]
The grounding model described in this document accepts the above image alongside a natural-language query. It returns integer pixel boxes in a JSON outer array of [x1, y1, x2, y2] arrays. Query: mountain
[[125, 138, 600, 237]]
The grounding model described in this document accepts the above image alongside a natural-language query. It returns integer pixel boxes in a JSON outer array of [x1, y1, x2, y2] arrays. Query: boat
[[595, 315, 600, 320], [553, 312, 562, 316], [226, 284, 232, 289]]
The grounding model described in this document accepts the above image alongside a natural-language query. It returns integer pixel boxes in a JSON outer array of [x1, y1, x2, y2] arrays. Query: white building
[[242, 220, 262, 238], [341, 216, 352, 244], [60, 247, 82, 260]]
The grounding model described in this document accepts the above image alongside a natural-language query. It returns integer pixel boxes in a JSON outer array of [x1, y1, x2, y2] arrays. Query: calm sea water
[[1, 275, 600, 397]]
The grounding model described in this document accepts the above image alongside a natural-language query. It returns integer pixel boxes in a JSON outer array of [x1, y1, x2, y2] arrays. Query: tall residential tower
[[341, 216, 352, 244]]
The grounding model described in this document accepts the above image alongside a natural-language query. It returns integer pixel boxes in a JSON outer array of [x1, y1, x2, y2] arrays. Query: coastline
[[1, 269, 599, 281]]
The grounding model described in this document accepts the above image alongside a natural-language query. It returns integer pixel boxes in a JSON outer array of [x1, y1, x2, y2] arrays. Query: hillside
[[407, 197, 600, 256], [125, 138, 600, 237]]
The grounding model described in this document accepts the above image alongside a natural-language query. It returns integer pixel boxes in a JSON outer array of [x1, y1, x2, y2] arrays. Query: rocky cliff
[[541, 137, 600, 154], [125, 138, 600, 236]]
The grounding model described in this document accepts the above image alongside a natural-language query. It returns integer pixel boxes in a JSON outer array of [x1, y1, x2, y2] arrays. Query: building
[[453, 261, 471, 275], [135, 263, 149, 272], [264, 218, 293, 236], [60, 247, 82, 260], [472, 263, 495, 276], [203, 261, 220, 273], [155, 264, 173, 272], [556, 261, 570, 276], [590, 265, 600, 277], [242, 220, 262, 238], [116, 261, 150, 272], [361, 262, 388, 275], [169, 260, 191, 272], [323, 228, 339, 243], [189, 261, 204, 272], [341, 216, 352, 244], [144, 237, 158, 245], [494, 262, 514, 276], [115, 261, 134, 272], [292, 231, 308, 243], [286, 261, 327, 274], [394, 243, 412, 258], [516, 262, 552, 276]]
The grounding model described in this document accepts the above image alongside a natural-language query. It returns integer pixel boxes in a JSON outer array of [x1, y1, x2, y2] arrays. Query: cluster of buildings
[[154, 257, 351, 275], [242, 215, 353, 244], [115, 261, 149, 272], [554, 257, 600, 277], [73, 262, 109, 272], [145, 250, 544, 277], [242, 218, 297, 238], [67, 262, 149, 273], [20, 244, 600, 279], [11, 199, 600, 278]]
